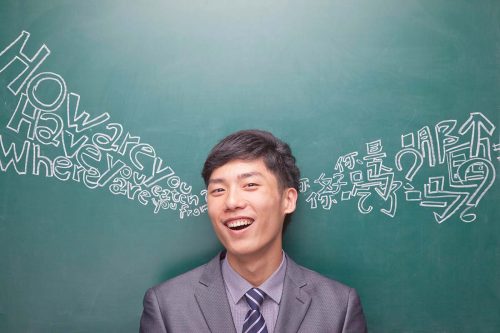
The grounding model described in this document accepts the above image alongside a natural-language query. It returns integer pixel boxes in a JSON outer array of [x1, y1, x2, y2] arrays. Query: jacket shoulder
[[293, 263, 354, 303], [140, 258, 222, 332], [289, 262, 368, 332]]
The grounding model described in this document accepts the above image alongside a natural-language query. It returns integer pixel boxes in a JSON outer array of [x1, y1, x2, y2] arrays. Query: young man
[[140, 130, 367, 333]]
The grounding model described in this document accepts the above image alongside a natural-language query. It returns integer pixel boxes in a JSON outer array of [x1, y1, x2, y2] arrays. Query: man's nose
[[224, 188, 246, 210]]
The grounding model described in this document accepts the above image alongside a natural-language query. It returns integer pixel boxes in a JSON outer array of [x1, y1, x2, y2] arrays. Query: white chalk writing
[[1, 31, 498, 223], [301, 113, 498, 223], [0, 31, 203, 218]]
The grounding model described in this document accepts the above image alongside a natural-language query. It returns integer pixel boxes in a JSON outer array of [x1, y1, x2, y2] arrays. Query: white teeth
[[226, 219, 252, 228]]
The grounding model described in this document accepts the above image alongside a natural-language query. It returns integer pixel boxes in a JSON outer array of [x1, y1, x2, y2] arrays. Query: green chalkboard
[[1, 1, 499, 332]]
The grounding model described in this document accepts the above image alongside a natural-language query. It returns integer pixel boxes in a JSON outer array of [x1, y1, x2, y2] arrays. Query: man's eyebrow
[[208, 178, 224, 185], [208, 171, 263, 184], [238, 171, 263, 180]]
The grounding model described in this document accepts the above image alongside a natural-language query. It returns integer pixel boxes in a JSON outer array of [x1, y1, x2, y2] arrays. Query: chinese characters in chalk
[[301, 114, 498, 223]]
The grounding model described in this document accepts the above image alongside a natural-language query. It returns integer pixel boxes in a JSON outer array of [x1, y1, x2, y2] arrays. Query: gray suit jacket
[[140, 252, 367, 333]]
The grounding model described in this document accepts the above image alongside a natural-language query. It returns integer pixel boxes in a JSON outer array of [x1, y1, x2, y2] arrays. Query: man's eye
[[210, 188, 225, 194], [246, 183, 258, 188]]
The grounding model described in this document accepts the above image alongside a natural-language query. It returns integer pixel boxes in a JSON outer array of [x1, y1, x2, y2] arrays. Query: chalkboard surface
[[1, 1, 499, 332]]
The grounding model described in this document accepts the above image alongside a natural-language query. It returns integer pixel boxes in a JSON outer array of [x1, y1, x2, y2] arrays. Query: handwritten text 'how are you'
[[0, 31, 205, 218], [0, 30, 499, 223]]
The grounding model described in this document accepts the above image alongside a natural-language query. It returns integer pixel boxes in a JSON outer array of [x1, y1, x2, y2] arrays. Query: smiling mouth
[[225, 219, 253, 231]]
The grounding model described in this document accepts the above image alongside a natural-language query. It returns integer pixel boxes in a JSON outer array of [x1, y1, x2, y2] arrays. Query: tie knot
[[244, 288, 265, 310]]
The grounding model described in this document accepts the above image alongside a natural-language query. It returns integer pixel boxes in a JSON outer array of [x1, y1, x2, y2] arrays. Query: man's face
[[207, 159, 297, 260]]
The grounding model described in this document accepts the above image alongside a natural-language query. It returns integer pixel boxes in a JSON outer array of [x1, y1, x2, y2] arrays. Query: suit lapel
[[274, 257, 311, 333], [194, 253, 237, 333]]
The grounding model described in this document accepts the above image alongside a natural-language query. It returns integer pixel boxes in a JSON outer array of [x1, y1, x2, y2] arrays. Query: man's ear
[[282, 187, 298, 215]]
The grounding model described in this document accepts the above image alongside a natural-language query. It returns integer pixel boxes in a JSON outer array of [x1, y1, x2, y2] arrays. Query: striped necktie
[[243, 288, 268, 333]]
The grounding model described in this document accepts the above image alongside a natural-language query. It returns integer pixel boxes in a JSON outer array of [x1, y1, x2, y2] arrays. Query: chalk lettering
[[0, 135, 30, 174], [26, 72, 67, 112], [1, 30, 497, 222], [0, 31, 50, 95]]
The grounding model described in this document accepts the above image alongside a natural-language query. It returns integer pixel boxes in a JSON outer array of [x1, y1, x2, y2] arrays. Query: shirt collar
[[222, 251, 287, 305]]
